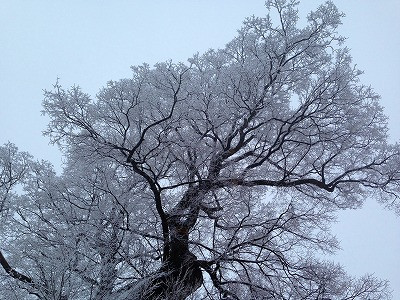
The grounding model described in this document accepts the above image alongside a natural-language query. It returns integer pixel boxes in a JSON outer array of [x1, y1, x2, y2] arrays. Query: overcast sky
[[1, 0, 399, 298]]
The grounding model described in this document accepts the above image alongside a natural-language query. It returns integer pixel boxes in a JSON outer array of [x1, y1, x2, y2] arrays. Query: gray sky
[[1, 0, 399, 297]]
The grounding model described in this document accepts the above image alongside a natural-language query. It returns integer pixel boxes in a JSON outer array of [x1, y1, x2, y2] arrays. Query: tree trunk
[[141, 224, 203, 299]]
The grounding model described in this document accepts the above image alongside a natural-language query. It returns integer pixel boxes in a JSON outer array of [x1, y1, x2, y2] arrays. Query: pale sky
[[1, 0, 399, 298]]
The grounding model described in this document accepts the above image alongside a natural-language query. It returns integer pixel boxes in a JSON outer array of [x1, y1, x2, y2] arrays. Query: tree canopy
[[1, 1, 399, 299]]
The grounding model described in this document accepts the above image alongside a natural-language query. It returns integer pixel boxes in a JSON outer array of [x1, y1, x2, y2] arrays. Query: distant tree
[[1, 0, 399, 299]]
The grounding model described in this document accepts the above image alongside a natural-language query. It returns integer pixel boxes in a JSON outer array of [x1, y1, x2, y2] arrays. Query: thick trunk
[[122, 181, 205, 299], [141, 252, 203, 300], [141, 223, 203, 299]]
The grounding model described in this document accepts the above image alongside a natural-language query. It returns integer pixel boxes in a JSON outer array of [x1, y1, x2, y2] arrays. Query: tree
[[1, 0, 399, 299]]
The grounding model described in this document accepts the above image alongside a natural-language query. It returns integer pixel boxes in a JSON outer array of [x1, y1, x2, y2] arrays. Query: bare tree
[[1, 1, 399, 299]]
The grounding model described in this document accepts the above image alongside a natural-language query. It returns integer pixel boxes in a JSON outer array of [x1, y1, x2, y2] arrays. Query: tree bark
[[141, 223, 203, 299]]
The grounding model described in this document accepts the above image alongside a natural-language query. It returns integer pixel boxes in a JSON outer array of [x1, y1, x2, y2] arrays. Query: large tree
[[1, 1, 399, 299]]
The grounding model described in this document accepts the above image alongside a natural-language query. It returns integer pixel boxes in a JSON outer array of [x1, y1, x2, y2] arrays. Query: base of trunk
[[142, 252, 203, 300]]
